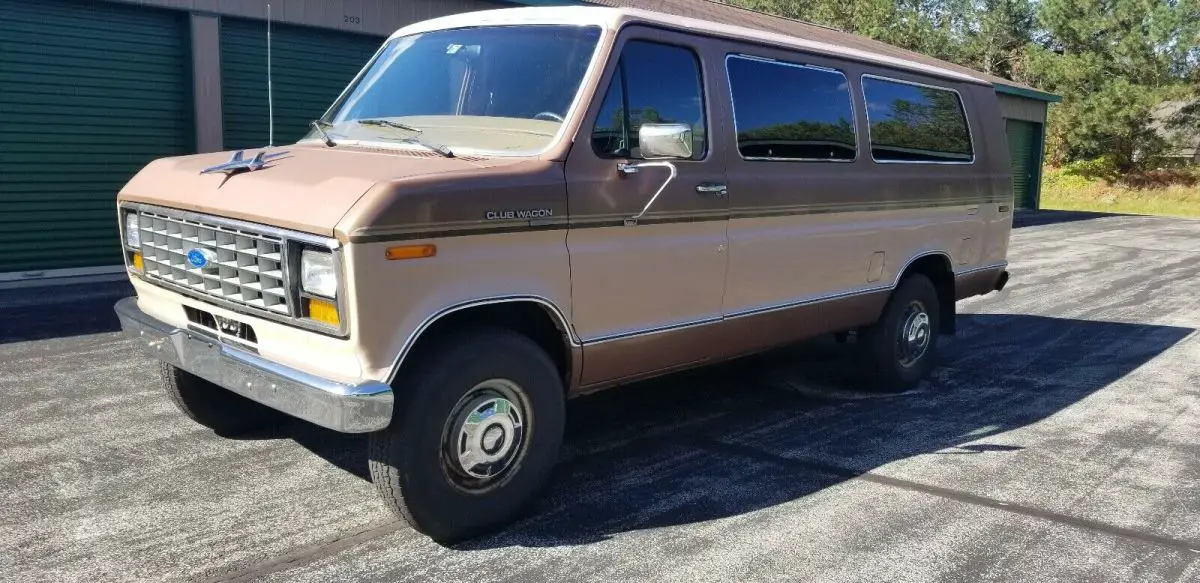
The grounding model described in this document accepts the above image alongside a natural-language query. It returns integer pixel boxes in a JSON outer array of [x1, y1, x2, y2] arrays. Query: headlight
[[300, 249, 337, 298], [124, 212, 140, 248]]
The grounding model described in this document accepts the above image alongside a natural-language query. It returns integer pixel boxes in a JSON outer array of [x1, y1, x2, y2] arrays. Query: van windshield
[[312, 25, 603, 156]]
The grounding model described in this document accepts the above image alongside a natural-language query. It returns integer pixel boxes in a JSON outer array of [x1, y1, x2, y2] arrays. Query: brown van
[[114, 5, 1012, 542]]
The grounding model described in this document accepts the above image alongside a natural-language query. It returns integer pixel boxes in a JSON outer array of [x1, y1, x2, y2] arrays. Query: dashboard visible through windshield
[[311, 24, 604, 156]]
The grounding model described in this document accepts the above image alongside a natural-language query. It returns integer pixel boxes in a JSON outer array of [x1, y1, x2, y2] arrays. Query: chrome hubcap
[[897, 301, 931, 368], [444, 379, 528, 487]]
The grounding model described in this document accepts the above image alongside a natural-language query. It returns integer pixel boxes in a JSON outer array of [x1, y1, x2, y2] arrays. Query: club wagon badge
[[187, 248, 218, 269], [484, 208, 554, 220]]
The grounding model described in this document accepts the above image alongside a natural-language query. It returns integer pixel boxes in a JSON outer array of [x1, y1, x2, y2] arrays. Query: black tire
[[857, 274, 941, 392], [368, 327, 565, 544], [159, 362, 285, 435]]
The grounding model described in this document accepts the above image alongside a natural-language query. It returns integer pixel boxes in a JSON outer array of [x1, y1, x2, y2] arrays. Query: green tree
[[960, 0, 1035, 78], [1020, 0, 1200, 169], [729, 0, 972, 64]]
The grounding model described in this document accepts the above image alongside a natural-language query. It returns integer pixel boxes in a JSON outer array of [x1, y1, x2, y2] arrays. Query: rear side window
[[726, 55, 856, 161], [862, 76, 973, 163], [592, 40, 706, 159]]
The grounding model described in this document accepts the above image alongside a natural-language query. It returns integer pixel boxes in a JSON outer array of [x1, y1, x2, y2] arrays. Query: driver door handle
[[696, 182, 727, 197]]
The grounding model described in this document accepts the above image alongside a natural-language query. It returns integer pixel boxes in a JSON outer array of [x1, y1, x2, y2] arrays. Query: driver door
[[565, 30, 730, 386]]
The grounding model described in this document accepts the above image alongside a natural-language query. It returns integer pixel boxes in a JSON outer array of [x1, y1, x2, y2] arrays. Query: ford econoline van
[[114, 5, 1012, 542]]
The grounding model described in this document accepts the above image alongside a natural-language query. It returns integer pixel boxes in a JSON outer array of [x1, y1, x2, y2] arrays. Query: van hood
[[117, 144, 523, 236]]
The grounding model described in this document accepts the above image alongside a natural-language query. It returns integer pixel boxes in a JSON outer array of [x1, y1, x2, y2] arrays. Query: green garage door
[[221, 19, 385, 150], [1006, 119, 1043, 209], [0, 0, 192, 273]]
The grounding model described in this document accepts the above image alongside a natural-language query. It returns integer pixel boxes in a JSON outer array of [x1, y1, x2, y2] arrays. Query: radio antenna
[[266, 2, 274, 147]]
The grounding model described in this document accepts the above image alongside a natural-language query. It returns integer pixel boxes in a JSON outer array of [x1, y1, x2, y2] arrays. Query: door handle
[[695, 182, 727, 197]]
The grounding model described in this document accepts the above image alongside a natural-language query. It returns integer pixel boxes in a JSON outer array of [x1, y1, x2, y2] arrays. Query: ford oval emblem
[[187, 248, 217, 269]]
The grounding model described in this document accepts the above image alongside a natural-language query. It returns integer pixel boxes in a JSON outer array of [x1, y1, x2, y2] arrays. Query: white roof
[[388, 6, 987, 85]]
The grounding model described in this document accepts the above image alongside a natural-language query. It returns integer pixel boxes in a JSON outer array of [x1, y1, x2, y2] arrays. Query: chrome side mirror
[[613, 124, 691, 226], [638, 123, 693, 159]]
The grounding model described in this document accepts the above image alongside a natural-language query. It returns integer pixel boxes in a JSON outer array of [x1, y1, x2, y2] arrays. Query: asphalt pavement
[[1, 211, 1198, 583]]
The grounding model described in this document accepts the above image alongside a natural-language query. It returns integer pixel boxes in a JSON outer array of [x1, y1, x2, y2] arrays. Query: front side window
[[726, 55, 857, 161], [316, 25, 602, 155], [862, 76, 973, 163], [591, 40, 706, 159]]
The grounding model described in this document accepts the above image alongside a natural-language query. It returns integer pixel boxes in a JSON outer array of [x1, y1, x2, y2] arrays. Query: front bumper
[[114, 297, 393, 433]]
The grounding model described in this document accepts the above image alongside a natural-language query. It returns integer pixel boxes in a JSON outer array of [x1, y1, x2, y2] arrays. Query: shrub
[[1060, 156, 1119, 181]]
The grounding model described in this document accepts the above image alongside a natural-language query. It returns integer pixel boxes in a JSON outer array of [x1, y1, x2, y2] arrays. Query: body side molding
[[381, 253, 1006, 385]]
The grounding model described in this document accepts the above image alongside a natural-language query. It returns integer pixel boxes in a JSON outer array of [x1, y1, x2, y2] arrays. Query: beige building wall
[[190, 13, 224, 153], [997, 93, 1047, 124]]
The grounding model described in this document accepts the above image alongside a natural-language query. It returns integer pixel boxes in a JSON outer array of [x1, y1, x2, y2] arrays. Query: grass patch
[[1039, 165, 1200, 218]]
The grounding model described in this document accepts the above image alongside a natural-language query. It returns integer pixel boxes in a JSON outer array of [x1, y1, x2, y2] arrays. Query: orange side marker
[[385, 244, 437, 261]]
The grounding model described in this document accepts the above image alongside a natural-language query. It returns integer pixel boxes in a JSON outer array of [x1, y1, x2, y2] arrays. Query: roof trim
[[994, 83, 1062, 103], [390, 6, 987, 85], [502, 1, 1068, 96]]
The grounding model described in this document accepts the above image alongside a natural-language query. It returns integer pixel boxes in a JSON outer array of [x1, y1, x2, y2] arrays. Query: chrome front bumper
[[114, 297, 393, 433]]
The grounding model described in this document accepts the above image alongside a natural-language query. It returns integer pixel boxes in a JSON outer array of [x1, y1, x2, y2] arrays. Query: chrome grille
[[137, 210, 293, 316]]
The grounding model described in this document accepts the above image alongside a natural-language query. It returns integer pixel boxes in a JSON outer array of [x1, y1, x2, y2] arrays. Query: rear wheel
[[159, 363, 284, 435], [368, 327, 565, 543], [857, 274, 941, 392]]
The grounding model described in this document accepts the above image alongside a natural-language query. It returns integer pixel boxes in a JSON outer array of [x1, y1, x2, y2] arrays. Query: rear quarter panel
[[720, 44, 1004, 318], [969, 83, 1016, 268]]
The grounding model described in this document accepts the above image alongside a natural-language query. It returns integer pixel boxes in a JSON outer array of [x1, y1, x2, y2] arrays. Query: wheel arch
[[895, 252, 956, 335], [384, 297, 580, 389]]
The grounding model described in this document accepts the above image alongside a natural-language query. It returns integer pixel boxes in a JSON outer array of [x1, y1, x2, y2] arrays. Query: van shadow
[[274, 313, 1192, 548], [1013, 209, 1131, 228]]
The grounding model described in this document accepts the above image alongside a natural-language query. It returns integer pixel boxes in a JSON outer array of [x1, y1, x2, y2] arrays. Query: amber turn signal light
[[385, 244, 436, 261], [131, 252, 144, 272], [306, 297, 341, 327]]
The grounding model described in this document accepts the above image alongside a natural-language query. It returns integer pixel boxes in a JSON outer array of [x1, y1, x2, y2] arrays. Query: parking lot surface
[[2, 211, 1198, 583]]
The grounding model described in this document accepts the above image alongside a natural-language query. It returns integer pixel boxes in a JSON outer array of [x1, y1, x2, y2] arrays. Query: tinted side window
[[592, 40, 706, 158], [726, 55, 856, 161], [862, 76, 973, 163]]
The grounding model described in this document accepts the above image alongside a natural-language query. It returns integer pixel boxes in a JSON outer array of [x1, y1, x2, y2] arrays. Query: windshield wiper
[[358, 118, 424, 133], [356, 119, 455, 158], [310, 120, 336, 147], [390, 137, 455, 158]]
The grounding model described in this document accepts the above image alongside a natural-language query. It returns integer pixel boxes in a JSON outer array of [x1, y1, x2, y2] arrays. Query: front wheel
[[857, 274, 941, 392], [368, 328, 565, 543]]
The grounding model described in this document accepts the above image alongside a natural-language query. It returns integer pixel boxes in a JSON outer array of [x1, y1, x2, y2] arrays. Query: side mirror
[[638, 123, 693, 159]]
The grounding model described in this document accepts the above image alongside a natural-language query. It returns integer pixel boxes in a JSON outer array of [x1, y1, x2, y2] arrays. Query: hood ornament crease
[[200, 149, 289, 177]]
